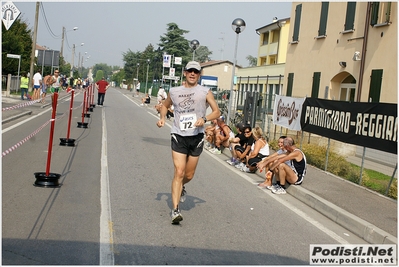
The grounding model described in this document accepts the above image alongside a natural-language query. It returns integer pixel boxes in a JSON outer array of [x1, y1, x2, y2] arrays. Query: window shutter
[[344, 2, 356, 31], [293, 4, 302, 42], [368, 69, 383, 103], [318, 2, 329, 36], [286, 73, 294, 96], [370, 2, 379, 26], [311, 72, 321, 98]]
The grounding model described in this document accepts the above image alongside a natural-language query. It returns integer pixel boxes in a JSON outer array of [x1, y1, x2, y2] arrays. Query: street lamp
[[70, 42, 84, 77], [190, 39, 200, 61], [227, 18, 246, 126], [61, 26, 78, 58], [145, 59, 150, 94]]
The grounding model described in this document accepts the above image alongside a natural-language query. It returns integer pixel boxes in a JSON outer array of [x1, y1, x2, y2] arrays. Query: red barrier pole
[[45, 92, 58, 176], [91, 85, 94, 106], [66, 90, 75, 139], [82, 89, 87, 122]]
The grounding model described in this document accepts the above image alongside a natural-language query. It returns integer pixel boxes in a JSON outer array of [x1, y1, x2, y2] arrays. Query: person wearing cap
[[156, 61, 220, 224]]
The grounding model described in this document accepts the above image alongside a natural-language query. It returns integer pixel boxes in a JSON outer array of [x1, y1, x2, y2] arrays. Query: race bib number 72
[[179, 114, 197, 131]]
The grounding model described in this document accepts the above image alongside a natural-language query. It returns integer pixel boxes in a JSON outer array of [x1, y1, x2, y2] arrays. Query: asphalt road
[[2, 87, 366, 265]]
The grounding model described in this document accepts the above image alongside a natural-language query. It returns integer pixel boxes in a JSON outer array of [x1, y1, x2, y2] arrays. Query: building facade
[[284, 2, 397, 104]]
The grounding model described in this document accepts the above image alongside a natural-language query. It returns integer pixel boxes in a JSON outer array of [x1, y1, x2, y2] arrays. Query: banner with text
[[301, 98, 397, 154], [273, 95, 305, 131]]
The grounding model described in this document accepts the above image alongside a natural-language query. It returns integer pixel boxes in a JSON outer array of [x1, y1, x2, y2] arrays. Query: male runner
[[156, 61, 220, 224]]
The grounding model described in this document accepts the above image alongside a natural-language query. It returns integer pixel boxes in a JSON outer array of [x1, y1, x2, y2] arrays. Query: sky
[[11, 1, 292, 69]]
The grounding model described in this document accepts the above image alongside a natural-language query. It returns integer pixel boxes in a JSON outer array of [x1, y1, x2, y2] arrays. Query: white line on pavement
[[100, 107, 115, 265]]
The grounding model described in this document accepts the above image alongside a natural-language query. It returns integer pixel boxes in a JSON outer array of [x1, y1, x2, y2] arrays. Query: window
[[371, 2, 392, 26], [318, 2, 329, 37], [271, 29, 280, 43], [292, 4, 302, 42], [268, 55, 277, 65], [339, 85, 356, 101], [262, 32, 269, 45], [286, 73, 294, 96], [311, 72, 321, 98], [344, 2, 356, 31], [368, 69, 383, 102]]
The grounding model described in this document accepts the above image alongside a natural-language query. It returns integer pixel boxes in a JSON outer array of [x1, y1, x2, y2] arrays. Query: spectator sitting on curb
[[204, 119, 218, 150], [256, 135, 290, 189], [241, 126, 269, 173], [263, 136, 307, 195], [141, 93, 151, 106], [210, 116, 234, 155], [234, 124, 255, 170], [226, 122, 245, 166], [167, 105, 174, 120]]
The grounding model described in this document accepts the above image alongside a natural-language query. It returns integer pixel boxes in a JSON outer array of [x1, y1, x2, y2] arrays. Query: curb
[[220, 148, 397, 244], [2, 93, 73, 124], [2, 111, 32, 124]]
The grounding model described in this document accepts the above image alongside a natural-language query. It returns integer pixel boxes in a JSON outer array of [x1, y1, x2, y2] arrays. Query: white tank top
[[169, 84, 209, 136]]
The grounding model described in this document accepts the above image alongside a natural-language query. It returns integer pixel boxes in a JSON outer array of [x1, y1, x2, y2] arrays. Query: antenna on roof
[[219, 32, 225, 60]]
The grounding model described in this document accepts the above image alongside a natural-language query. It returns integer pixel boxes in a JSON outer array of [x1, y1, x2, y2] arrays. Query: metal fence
[[2, 75, 21, 93]]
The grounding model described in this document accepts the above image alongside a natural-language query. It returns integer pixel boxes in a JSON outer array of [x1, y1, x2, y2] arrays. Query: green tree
[[194, 46, 212, 63], [2, 18, 32, 75], [95, 69, 104, 82], [246, 55, 257, 67], [92, 63, 112, 79], [158, 23, 191, 78]]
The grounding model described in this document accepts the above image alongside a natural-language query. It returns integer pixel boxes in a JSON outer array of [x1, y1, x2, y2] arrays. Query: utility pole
[[70, 44, 75, 77], [28, 2, 40, 92], [60, 26, 65, 57]]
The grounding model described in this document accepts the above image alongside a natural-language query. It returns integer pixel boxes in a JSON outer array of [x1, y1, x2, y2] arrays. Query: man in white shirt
[[32, 69, 42, 101]]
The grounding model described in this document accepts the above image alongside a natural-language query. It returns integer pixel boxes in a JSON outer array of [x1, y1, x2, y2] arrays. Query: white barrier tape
[[2, 119, 50, 157], [2, 99, 42, 111], [2, 89, 77, 112], [2, 105, 71, 158]]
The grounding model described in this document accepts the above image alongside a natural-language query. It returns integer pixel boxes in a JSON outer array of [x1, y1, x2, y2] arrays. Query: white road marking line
[[100, 107, 115, 265]]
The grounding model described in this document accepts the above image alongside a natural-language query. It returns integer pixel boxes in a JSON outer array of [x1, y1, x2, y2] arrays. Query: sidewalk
[[220, 148, 397, 244], [4, 88, 398, 244], [128, 90, 397, 244], [2, 90, 72, 124]]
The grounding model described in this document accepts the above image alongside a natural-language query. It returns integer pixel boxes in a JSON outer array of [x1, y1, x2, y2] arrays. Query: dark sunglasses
[[185, 68, 200, 74], [244, 131, 251, 133], [55, 72, 59, 73]]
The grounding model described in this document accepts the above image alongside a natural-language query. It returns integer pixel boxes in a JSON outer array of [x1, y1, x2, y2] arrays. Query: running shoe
[[235, 162, 245, 169], [241, 166, 251, 173], [180, 186, 186, 203], [272, 185, 286, 195], [171, 208, 183, 224], [212, 149, 221, 155]]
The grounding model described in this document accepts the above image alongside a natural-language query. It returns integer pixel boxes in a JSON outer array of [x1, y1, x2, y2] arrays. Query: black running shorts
[[171, 133, 204, 157]]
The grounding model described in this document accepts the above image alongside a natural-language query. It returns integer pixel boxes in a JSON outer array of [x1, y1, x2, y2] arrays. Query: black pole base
[[34, 172, 61, 188], [84, 113, 90, 118], [77, 122, 88, 128], [90, 104, 96, 108], [59, 138, 76, 146], [88, 107, 94, 112]]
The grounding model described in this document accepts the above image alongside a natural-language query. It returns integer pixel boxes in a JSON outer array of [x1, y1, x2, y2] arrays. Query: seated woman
[[141, 93, 151, 106], [256, 135, 290, 189], [241, 126, 269, 173]]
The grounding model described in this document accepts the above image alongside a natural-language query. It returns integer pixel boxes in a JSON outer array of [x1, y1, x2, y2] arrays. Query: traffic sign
[[2, 2, 20, 30], [7, 53, 20, 59], [163, 75, 180, 81]]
